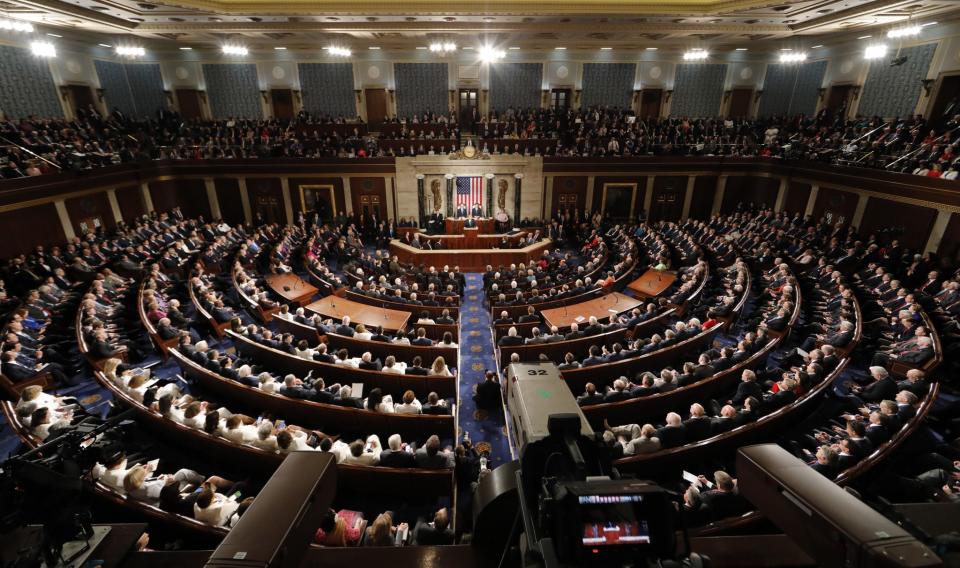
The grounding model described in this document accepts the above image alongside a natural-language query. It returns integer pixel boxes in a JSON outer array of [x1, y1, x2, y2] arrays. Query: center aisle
[[457, 273, 512, 468]]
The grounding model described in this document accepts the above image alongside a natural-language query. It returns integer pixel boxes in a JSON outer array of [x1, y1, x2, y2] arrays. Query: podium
[[445, 218, 494, 234]]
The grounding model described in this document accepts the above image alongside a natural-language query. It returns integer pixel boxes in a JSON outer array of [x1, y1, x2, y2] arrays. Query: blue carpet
[[457, 274, 512, 467]]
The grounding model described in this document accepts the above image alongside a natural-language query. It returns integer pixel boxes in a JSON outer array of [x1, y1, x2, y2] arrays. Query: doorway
[[826, 85, 854, 121], [358, 193, 384, 219], [176, 89, 204, 120], [270, 89, 294, 120], [551, 89, 571, 110], [64, 85, 95, 119], [728, 88, 753, 118], [929, 74, 960, 131], [459, 88, 479, 128], [639, 89, 662, 119], [364, 88, 388, 127]]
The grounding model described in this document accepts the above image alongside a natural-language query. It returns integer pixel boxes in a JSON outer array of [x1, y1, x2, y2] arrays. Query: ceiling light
[[555, 46, 566, 50], [683, 49, 709, 61], [46, 33, 62, 38], [508, 46, 520, 50], [429, 42, 456, 53], [600, 47, 613, 51], [416, 46, 427, 50], [274, 46, 287, 50], [922, 22, 937, 27], [811, 44, 823, 48], [31, 41, 56, 57], [857, 35, 872, 40], [179, 47, 192, 50], [779, 48, 792, 51], [98, 43, 112, 48], [327, 46, 351, 56], [479, 45, 506, 62], [735, 48, 748, 51], [0, 18, 34, 33], [368, 46, 380, 50], [887, 25, 921, 38], [864, 44, 888, 59], [116, 46, 145, 57], [645, 47, 658, 51], [222, 45, 248, 56], [462, 46, 474, 50], [779, 52, 807, 63]]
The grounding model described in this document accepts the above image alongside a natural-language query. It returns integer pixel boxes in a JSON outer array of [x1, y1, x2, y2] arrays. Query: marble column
[[485, 173, 495, 217], [416, 174, 426, 227], [445, 174, 455, 217], [514, 173, 523, 225]]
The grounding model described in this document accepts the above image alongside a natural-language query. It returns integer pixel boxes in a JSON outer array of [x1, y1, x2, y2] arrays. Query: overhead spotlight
[[682, 49, 709, 61], [221, 44, 248, 56], [31, 41, 56, 57], [779, 52, 807, 63], [864, 44, 888, 60], [429, 42, 456, 53], [478, 45, 506, 62], [887, 25, 921, 38], [0, 18, 34, 32], [115, 46, 145, 57], [327, 46, 351, 56]]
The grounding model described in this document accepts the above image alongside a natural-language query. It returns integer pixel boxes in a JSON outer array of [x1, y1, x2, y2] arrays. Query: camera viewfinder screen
[[578, 494, 651, 546]]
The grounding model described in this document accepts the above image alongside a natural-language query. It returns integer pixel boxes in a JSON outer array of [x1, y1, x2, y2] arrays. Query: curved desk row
[[388, 239, 552, 272]]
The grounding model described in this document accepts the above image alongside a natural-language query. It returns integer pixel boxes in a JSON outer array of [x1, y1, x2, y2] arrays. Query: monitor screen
[[577, 494, 651, 546]]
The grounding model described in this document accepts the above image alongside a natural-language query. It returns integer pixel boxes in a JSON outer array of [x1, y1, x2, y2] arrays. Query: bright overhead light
[[735, 48, 748, 51], [274, 46, 287, 50], [508, 46, 520, 50], [645, 47, 658, 51], [779, 52, 807, 63], [600, 47, 613, 51], [555, 46, 566, 50], [857, 35, 872, 40], [683, 49, 709, 61], [221, 44, 248, 55], [462, 46, 474, 50], [115, 46, 145, 57], [780, 48, 792, 51], [887, 25, 921, 38], [922, 22, 937, 27], [327, 46, 351, 56], [98, 43, 112, 48], [415, 46, 427, 50], [31, 41, 56, 57], [429, 41, 456, 53], [46, 33, 62, 38], [179, 46, 192, 50], [368, 46, 380, 50], [478, 44, 506, 62], [864, 44, 888, 59], [811, 44, 823, 48], [0, 17, 34, 33]]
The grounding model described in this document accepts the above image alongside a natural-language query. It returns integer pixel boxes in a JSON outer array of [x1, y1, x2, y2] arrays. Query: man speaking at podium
[[471, 202, 483, 217]]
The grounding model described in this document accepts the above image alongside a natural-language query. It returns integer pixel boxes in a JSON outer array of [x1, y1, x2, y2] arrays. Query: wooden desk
[[389, 239, 552, 272], [265, 273, 319, 306], [627, 269, 677, 298], [541, 292, 644, 329], [307, 295, 411, 332], [446, 217, 494, 234]]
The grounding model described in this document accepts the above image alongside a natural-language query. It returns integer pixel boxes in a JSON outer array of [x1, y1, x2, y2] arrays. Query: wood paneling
[[859, 198, 938, 251], [784, 182, 812, 215], [593, 176, 647, 218], [288, 178, 345, 222], [114, 185, 144, 221], [649, 176, 686, 222], [350, 177, 387, 219], [213, 179, 244, 224], [938, 213, 960, 263], [364, 89, 388, 127], [149, 179, 210, 220], [812, 187, 859, 224], [728, 88, 753, 118], [246, 178, 285, 224], [550, 176, 587, 215], [722, 176, 779, 212], [65, 192, 115, 234], [0, 204, 65, 258], [689, 176, 717, 220]]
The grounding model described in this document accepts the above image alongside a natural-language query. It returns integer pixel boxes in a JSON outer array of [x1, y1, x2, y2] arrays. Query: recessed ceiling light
[[98, 43, 112, 48], [508, 46, 520, 50], [368, 46, 380, 50], [858, 35, 872, 39], [47, 33, 62, 37], [555, 46, 566, 50], [274, 46, 287, 50], [179, 46, 192, 50], [645, 47, 658, 51], [462, 46, 473, 50], [600, 47, 613, 50], [483, 17, 494, 22], [922, 22, 937, 27], [735, 47, 748, 51], [811, 44, 823, 48], [415, 46, 427, 50], [780, 48, 792, 51]]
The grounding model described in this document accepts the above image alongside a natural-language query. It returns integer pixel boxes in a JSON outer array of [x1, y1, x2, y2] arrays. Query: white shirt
[[381, 362, 407, 375], [252, 435, 279, 453], [295, 348, 316, 360], [394, 399, 422, 415], [194, 493, 240, 526], [92, 460, 129, 493], [354, 332, 373, 341], [223, 424, 258, 445], [260, 381, 280, 394]]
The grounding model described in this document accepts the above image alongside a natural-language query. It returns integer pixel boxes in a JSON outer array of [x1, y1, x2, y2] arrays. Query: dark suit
[[656, 425, 686, 449], [682, 417, 713, 442], [378, 449, 417, 468]]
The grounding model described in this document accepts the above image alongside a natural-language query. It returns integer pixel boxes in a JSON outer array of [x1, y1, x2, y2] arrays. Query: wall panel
[[288, 177, 345, 221], [0, 204, 65, 258], [95, 60, 136, 118], [858, 197, 936, 251], [650, 176, 686, 221], [594, 176, 647, 219], [214, 179, 244, 224], [812, 186, 859, 223], [0, 45, 63, 119], [202, 63, 262, 119], [784, 181, 812, 215], [581, 63, 636, 108], [65, 192, 115, 234], [758, 61, 827, 118], [858, 43, 937, 119], [938, 213, 960, 263], [298, 63, 356, 119], [721, 176, 779, 212], [489, 63, 543, 112], [350, 177, 387, 220], [550, 176, 588, 215], [688, 176, 717, 220], [246, 178, 285, 224], [115, 185, 145, 221], [671, 64, 726, 117], [394, 63, 449, 119]]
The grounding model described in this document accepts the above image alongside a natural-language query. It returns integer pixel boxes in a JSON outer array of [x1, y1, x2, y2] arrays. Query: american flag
[[456, 176, 484, 210]]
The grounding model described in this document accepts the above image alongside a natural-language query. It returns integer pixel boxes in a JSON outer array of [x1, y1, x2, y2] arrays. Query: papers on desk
[[683, 470, 713, 489], [352, 383, 364, 398], [146, 458, 160, 472], [574, 316, 586, 323]]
